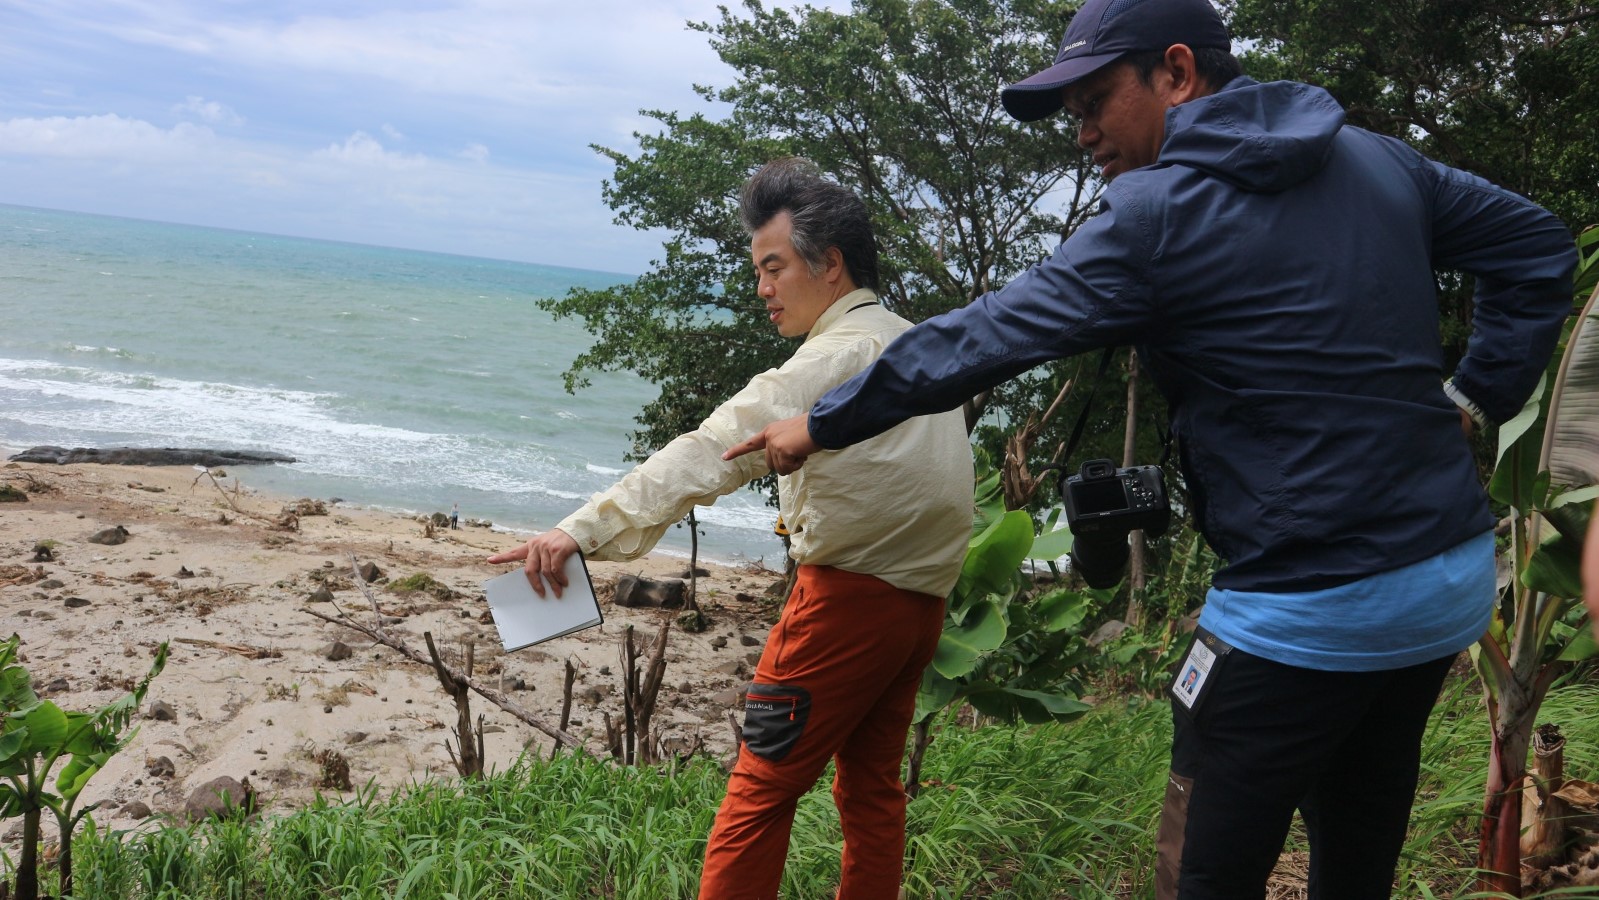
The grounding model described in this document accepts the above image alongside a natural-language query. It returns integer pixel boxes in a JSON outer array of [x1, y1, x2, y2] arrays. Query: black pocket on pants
[[742, 682, 812, 763]]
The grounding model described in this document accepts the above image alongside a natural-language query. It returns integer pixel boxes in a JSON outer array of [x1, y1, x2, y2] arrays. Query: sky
[[0, 0, 844, 275]]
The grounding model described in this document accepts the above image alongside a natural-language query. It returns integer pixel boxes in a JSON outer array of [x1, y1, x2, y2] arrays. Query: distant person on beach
[[450, 502, 460, 529], [487, 158, 972, 899], [723, 0, 1574, 895]]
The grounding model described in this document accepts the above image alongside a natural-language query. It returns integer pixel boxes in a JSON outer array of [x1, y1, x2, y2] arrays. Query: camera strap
[[1060, 348, 1118, 464], [1060, 347, 1176, 467]]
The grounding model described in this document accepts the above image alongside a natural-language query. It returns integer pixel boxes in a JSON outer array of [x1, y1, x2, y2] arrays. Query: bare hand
[[1459, 408, 1476, 439], [722, 414, 822, 475], [487, 530, 579, 598]]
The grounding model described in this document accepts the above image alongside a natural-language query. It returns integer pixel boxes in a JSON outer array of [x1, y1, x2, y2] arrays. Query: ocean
[[0, 204, 784, 567]]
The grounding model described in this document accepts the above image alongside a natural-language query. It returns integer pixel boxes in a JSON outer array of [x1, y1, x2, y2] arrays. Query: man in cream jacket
[[489, 157, 972, 900]]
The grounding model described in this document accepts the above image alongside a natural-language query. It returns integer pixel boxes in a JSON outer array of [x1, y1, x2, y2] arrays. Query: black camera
[[1060, 459, 1171, 589]]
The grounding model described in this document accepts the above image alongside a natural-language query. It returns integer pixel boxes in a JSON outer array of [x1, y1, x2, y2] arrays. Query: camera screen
[[1071, 478, 1130, 515]]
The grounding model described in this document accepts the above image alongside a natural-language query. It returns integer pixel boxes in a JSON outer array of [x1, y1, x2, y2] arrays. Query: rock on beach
[[9, 446, 296, 467]]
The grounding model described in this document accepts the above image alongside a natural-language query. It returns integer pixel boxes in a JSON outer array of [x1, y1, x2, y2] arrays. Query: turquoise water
[[0, 204, 783, 566]]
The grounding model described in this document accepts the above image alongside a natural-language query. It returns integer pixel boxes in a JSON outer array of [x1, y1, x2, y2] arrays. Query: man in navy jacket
[[727, 0, 1576, 895]]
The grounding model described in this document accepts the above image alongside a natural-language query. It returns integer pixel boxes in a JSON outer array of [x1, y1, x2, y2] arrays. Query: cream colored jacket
[[556, 288, 973, 597]]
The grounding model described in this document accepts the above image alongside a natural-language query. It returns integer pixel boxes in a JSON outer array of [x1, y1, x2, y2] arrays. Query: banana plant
[[1, 634, 170, 900], [904, 452, 1099, 796], [1475, 225, 1599, 895]]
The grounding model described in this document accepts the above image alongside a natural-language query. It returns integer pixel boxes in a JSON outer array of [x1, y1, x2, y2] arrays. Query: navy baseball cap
[[1002, 0, 1231, 122]]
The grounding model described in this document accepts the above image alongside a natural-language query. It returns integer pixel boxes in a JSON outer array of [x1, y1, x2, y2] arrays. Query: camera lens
[[1070, 532, 1129, 589]]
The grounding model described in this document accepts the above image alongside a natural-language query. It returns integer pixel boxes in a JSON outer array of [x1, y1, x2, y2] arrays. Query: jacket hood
[[1159, 76, 1346, 193]]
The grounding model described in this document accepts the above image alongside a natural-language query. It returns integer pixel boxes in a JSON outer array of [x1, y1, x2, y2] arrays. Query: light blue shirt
[[1198, 530, 1495, 672]]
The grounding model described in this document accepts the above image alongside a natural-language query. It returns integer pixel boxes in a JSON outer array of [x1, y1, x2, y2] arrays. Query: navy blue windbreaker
[[808, 77, 1576, 592]]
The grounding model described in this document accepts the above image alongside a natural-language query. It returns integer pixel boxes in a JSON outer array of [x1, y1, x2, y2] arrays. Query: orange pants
[[697, 565, 945, 900]]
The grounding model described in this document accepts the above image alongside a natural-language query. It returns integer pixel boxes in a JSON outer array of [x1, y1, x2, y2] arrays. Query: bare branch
[[1501, 10, 1599, 27], [301, 596, 587, 753]]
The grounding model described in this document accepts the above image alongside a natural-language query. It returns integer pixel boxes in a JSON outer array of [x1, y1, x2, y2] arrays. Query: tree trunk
[[962, 390, 990, 435], [1121, 350, 1146, 626], [904, 719, 933, 800], [622, 626, 638, 766], [1480, 726, 1526, 897], [1477, 661, 1559, 896], [58, 810, 76, 900], [687, 510, 700, 611], [424, 633, 483, 778], [17, 806, 39, 900]]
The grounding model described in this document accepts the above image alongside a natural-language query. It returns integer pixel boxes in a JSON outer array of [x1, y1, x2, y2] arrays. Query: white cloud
[[0, 110, 653, 271], [173, 95, 243, 126], [62, 2, 737, 125], [0, 114, 216, 161], [313, 131, 427, 170], [0, 0, 854, 271]]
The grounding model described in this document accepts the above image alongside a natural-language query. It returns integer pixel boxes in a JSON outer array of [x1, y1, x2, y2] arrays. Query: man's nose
[[1076, 119, 1097, 149]]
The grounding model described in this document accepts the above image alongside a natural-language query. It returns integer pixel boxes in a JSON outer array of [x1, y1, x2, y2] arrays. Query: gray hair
[[739, 158, 881, 293]]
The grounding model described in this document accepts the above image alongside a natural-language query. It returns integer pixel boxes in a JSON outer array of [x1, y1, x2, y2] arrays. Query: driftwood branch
[[633, 623, 670, 764], [191, 469, 300, 530], [425, 632, 484, 778], [300, 554, 587, 752], [172, 637, 281, 659], [552, 660, 577, 762]]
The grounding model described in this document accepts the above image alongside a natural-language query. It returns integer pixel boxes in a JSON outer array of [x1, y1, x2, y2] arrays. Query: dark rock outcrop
[[613, 574, 686, 609], [184, 776, 255, 822], [9, 446, 296, 467], [88, 526, 130, 545]]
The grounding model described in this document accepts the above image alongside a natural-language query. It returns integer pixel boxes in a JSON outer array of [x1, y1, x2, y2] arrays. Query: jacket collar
[[806, 287, 879, 341]]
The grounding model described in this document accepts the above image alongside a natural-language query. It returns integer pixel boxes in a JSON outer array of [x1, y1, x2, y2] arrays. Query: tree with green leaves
[[1222, 0, 1598, 231], [1222, 0, 1598, 420], [541, 0, 1113, 476]]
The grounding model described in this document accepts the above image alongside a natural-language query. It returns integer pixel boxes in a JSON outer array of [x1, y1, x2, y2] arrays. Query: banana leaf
[[949, 510, 1033, 615], [1543, 280, 1599, 492], [966, 685, 1091, 724], [931, 598, 1007, 679]]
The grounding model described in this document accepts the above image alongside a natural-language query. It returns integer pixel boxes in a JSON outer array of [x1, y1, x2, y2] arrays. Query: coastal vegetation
[[5, 1, 1598, 897], [549, 0, 1599, 889], [1, 636, 169, 900], [1474, 225, 1599, 892], [32, 680, 1599, 898]]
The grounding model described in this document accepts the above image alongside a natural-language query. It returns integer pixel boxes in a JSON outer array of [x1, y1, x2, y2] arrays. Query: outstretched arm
[[487, 529, 580, 598], [722, 413, 820, 475]]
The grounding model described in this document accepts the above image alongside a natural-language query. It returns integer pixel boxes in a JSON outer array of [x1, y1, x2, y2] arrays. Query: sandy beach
[[0, 458, 783, 840]]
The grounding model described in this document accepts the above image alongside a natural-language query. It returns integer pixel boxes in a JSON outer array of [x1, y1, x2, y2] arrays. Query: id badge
[[1169, 625, 1232, 713]]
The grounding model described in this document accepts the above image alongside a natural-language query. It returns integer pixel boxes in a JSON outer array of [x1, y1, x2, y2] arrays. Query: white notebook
[[483, 553, 603, 652]]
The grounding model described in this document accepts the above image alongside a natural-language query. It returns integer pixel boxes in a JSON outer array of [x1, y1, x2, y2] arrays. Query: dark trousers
[[1156, 649, 1455, 900]]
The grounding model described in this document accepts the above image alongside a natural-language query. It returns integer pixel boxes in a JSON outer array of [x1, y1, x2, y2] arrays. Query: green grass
[[45, 680, 1599, 898]]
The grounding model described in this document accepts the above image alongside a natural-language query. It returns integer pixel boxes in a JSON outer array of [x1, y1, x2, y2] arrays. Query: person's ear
[[823, 246, 846, 283], [1162, 44, 1206, 106]]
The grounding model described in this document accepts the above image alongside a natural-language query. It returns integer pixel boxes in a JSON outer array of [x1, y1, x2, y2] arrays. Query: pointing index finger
[[722, 432, 768, 461]]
